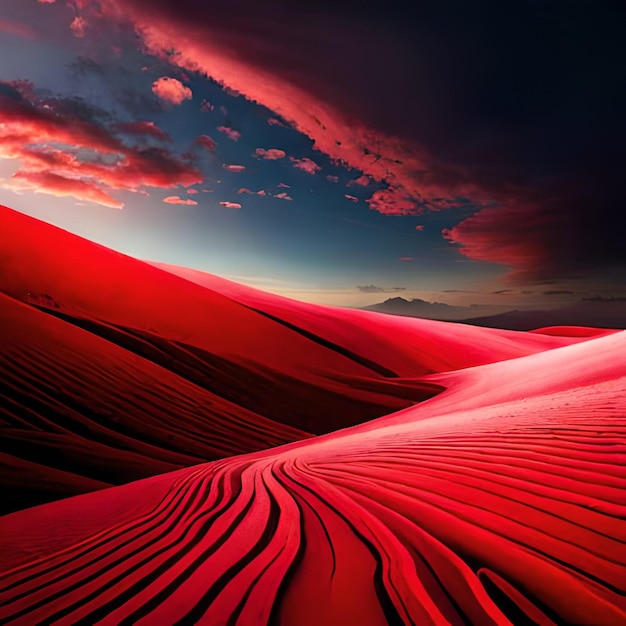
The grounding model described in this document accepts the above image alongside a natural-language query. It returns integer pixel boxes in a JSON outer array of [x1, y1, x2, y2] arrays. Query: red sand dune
[[0, 330, 624, 624], [0, 205, 593, 511], [0, 204, 624, 623]]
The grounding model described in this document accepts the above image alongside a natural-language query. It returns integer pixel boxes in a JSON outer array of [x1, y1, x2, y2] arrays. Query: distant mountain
[[458, 299, 626, 330], [362, 297, 511, 321], [363, 297, 625, 330]]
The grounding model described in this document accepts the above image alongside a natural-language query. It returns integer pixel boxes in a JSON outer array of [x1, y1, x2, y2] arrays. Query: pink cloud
[[277, 182, 290, 188], [0, 18, 38, 39], [6, 171, 123, 209], [348, 175, 370, 186], [0, 80, 202, 208], [70, 16, 87, 38], [217, 126, 241, 141], [151, 77, 192, 106], [187, 188, 198, 194], [275, 192, 293, 201], [268, 117, 289, 127], [196, 134, 217, 151], [255, 148, 286, 160], [115, 120, 170, 141], [399, 257, 415, 262], [415, 224, 425, 231], [38, 0, 56, 3], [326, 175, 339, 183], [238, 187, 265, 195], [366, 188, 422, 215], [223, 164, 245, 172], [200, 99, 214, 112], [290, 156, 321, 175], [163, 195, 197, 205], [345, 194, 359, 202], [219, 201, 242, 209]]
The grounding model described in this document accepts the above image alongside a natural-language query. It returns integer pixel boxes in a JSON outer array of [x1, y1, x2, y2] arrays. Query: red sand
[[0, 205, 624, 623]]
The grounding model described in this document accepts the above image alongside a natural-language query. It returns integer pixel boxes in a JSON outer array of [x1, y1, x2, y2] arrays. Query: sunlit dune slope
[[0, 330, 623, 624], [153, 261, 594, 376]]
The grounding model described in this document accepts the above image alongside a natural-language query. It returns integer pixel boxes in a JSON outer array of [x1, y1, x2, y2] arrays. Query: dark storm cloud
[[92, 0, 625, 281]]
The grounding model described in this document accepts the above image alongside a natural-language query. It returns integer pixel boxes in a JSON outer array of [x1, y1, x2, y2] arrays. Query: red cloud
[[0, 18, 38, 39], [70, 16, 87, 38], [290, 156, 321, 175], [442, 200, 565, 282], [399, 256, 415, 262], [277, 182, 290, 188], [151, 77, 192, 106], [6, 171, 123, 209], [115, 121, 170, 141], [223, 164, 245, 172], [217, 126, 241, 141], [274, 192, 292, 200], [366, 188, 422, 215], [345, 194, 358, 202], [415, 224, 425, 231], [219, 201, 242, 209], [0, 80, 202, 208], [348, 175, 370, 186], [255, 148, 286, 160], [163, 195, 197, 205], [196, 134, 217, 151], [200, 99, 214, 112], [187, 188, 198, 194]]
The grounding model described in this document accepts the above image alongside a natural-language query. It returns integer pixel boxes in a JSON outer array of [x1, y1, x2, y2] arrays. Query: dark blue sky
[[0, 0, 624, 308]]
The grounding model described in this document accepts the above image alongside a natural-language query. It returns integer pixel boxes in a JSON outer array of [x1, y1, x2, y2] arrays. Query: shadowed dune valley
[[0, 203, 625, 625]]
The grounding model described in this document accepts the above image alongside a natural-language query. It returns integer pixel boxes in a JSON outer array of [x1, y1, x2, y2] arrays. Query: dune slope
[[0, 331, 624, 624]]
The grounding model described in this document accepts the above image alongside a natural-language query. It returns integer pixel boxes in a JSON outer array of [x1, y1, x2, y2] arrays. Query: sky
[[0, 0, 624, 309]]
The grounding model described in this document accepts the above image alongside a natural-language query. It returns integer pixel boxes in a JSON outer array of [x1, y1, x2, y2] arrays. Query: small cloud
[[275, 192, 293, 201], [223, 86, 241, 97], [268, 117, 288, 127], [152, 77, 192, 106], [219, 201, 242, 209], [399, 257, 415, 262], [277, 182, 290, 188], [196, 135, 217, 151], [238, 187, 265, 195], [200, 99, 214, 112], [38, 0, 56, 3], [116, 120, 170, 141], [223, 164, 245, 172], [357, 285, 406, 293], [326, 175, 339, 183], [492, 289, 516, 295], [415, 225, 424, 231], [70, 16, 87, 38], [217, 125, 241, 141], [255, 148, 286, 160], [345, 194, 359, 202], [163, 195, 197, 205], [187, 188, 198, 195], [219, 105, 228, 115], [348, 175, 370, 187], [290, 156, 321, 175], [543, 290, 575, 296]]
